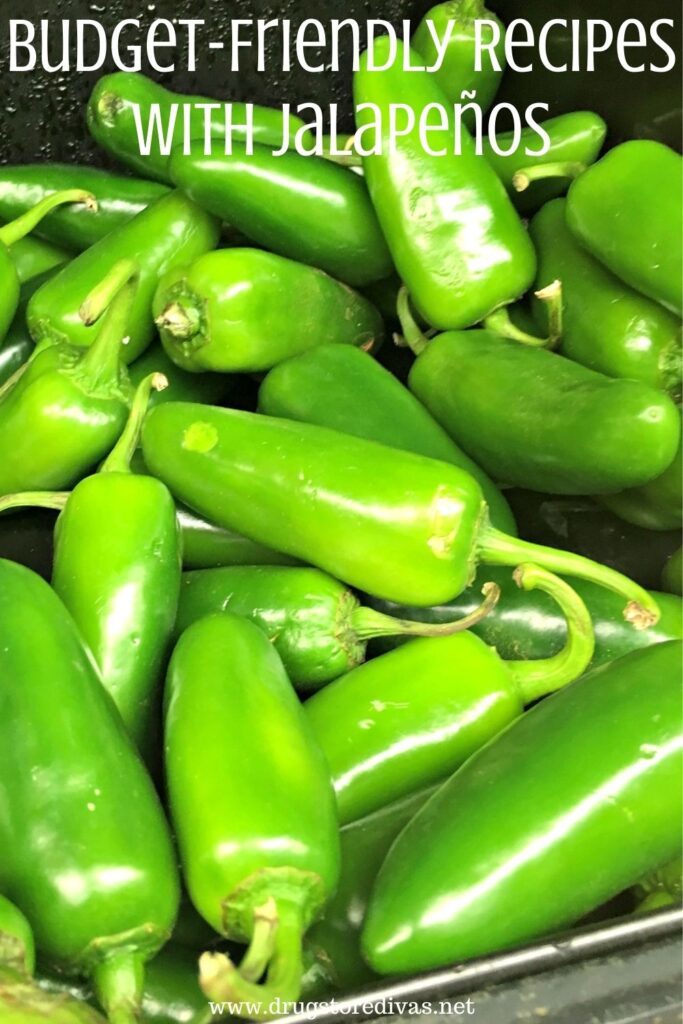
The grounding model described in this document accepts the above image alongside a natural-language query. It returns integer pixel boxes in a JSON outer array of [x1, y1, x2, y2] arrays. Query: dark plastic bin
[[1, 1, 681, 1020]]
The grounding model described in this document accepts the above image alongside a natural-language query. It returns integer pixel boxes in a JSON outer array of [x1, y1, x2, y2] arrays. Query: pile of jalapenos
[[0, 3, 681, 1022]]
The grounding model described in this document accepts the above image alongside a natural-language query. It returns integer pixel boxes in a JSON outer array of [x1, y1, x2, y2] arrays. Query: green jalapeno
[[8, 233, 70, 284], [367, 563, 682, 670], [0, 189, 95, 341], [258, 344, 515, 533], [0, 164, 169, 251], [362, 640, 683, 975], [0, 269, 59, 389], [530, 199, 681, 399], [353, 38, 536, 330], [128, 341, 239, 409], [0, 375, 182, 758], [154, 249, 384, 374], [27, 192, 220, 363], [175, 565, 497, 691], [566, 141, 683, 317], [168, 143, 393, 288], [165, 613, 340, 1018], [0, 558, 180, 1023], [412, 0, 505, 130], [141, 401, 660, 624], [306, 564, 593, 824], [87, 72, 306, 183], [402, 295, 680, 496], [0, 260, 136, 493]]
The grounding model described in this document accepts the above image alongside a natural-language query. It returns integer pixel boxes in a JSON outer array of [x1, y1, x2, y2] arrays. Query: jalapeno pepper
[[0, 189, 95, 341], [599, 412, 682, 531], [8, 233, 70, 284], [662, 548, 682, 596], [353, 38, 536, 330], [27, 192, 220, 363], [129, 341, 238, 409], [175, 565, 495, 692], [565, 141, 683, 316], [0, 895, 35, 977], [0, 164, 169, 251], [362, 640, 683, 975], [402, 298, 680, 496], [307, 564, 593, 825], [168, 143, 393, 288], [153, 249, 385, 374], [366, 564, 682, 668], [0, 558, 180, 1023], [530, 199, 682, 399], [0, 260, 135, 493], [165, 613, 340, 1017], [258, 344, 515, 533], [178, 508, 301, 570], [0, 375, 182, 757], [485, 112, 607, 215], [87, 72, 307, 183], [0, 268, 58, 389], [412, 0, 506, 131], [141, 400, 660, 623], [307, 787, 435, 994]]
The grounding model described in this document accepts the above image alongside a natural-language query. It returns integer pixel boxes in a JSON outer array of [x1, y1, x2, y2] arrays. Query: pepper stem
[[77, 260, 139, 391], [506, 564, 594, 703], [100, 373, 168, 475], [0, 491, 69, 514], [0, 190, 97, 248], [91, 951, 144, 1024], [396, 287, 429, 355], [352, 581, 500, 641], [477, 524, 660, 629], [199, 900, 304, 1020], [484, 280, 563, 349], [155, 302, 201, 342], [236, 898, 279, 983], [512, 161, 587, 193]]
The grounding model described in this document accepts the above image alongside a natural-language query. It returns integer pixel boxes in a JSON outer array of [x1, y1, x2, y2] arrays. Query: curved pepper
[[484, 111, 606, 215], [141, 400, 660, 624], [27, 191, 220, 363], [599, 411, 682, 532], [362, 640, 683, 974], [0, 189, 95, 340], [530, 199, 681, 399], [0, 164, 169, 251], [353, 38, 536, 330], [258, 344, 515, 533], [306, 564, 594, 824], [565, 141, 683, 317], [0, 260, 136, 492], [87, 72, 306, 183], [0, 375, 182, 758], [0, 895, 35, 977], [367, 563, 682, 670], [165, 612, 340, 1018], [412, 0, 505, 130], [154, 249, 385, 373], [168, 143, 393, 288], [0, 558, 180, 1023], [403, 299, 680, 495], [175, 565, 496, 691]]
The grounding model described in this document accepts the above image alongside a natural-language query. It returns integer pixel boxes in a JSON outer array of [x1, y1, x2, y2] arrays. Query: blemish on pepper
[[182, 422, 218, 454]]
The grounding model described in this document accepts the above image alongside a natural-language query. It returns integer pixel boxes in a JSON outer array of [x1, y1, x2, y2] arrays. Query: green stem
[[320, 133, 363, 167], [0, 491, 69, 514], [352, 581, 500, 641], [506, 563, 594, 703], [396, 286, 429, 355], [0, 361, 30, 402], [78, 260, 139, 391], [485, 281, 562, 349], [154, 301, 201, 342], [236, 898, 278, 984], [100, 373, 167, 475], [199, 901, 303, 1021], [512, 161, 587, 193], [91, 952, 144, 1024], [0, 190, 97, 248], [477, 524, 660, 629]]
